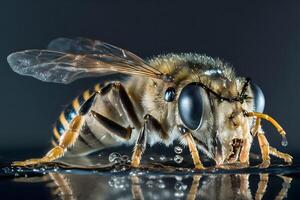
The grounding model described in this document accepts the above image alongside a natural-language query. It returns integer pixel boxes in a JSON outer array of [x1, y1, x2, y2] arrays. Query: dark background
[[0, 0, 299, 159]]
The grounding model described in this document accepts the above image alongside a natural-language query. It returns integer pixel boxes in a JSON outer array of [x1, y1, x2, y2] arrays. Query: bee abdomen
[[51, 83, 102, 145]]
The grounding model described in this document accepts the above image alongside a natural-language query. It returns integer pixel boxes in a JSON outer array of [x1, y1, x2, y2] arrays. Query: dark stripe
[[79, 92, 97, 115], [88, 88, 95, 94], [91, 110, 131, 140], [78, 94, 85, 106], [52, 135, 59, 144], [81, 124, 103, 146], [78, 135, 93, 148], [64, 104, 77, 123], [56, 120, 65, 135]]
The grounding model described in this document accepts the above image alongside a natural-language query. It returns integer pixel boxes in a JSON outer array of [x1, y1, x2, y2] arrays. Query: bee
[[8, 37, 292, 169]]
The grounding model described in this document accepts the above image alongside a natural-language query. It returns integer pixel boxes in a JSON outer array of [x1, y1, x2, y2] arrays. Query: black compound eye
[[251, 83, 265, 113], [178, 84, 204, 130]]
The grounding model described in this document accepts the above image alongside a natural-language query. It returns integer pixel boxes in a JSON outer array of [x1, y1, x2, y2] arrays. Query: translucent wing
[[7, 38, 167, 84]]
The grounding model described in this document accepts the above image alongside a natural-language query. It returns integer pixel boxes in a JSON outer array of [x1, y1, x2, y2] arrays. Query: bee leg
[[130, 176, 144, 200], [90, 110, 133, 140], [239, 139, 251, 165], [131, 114, 168, 168], [269, 146, 293, 164], [100, 82, 141, 129], [12, 115, 84, 167], [255, 173, 269, 200], [256, 132, 292, 167], [131, 120, 147, 168], [239, 174, 252, 198], [257, 132, 271, 168], [187, 175, 201, 200], [274, 175, 293, 200], [251, 118, 270, 168], [48, 173, 73, 197], [178, 125, 205, 169]]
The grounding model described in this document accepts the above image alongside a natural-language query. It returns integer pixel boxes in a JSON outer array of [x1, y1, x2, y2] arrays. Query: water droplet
[[120, 155, 129, 164], [16, 167, 23, 172], [156, 179, 166, 189], [146, 180, 154, 188], [174, 191, 184, 197], [174, 182, 187, 191], [174, 155, 183, 164], [281, 135, 288, 147], [159, 155, 166, 161], [3, 167, 10, 174], [108, 177, 128, 189], [149, 156, 155, 161], [109, 152, 121, 163], [174, 146, 183, 154]]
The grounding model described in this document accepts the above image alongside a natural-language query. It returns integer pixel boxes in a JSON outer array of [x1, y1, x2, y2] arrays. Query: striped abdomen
[[51, 83, 102, 146]]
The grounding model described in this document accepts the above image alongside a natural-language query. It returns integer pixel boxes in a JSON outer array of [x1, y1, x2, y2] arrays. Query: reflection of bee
[[8, 37, 292, 169], [44, 173, 292, 200]]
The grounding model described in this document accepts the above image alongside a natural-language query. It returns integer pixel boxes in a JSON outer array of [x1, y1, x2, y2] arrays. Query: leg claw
[[258, 160, 270, 168], [194, 164, 205, 170], [283, 154, 293, 164]]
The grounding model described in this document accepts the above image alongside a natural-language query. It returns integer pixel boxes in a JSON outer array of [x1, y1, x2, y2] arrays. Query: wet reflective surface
[[1, 146, 300, 200]]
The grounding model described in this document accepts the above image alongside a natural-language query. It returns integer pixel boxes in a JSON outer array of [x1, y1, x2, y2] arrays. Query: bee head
[[178, 78, 265, 164]]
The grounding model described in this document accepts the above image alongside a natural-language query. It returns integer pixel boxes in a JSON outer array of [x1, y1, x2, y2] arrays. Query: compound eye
[[251, 83, 265, 113], [178, 84, 204, 130]]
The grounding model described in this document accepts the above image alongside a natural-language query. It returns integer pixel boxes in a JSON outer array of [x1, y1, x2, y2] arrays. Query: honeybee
[[8, 37, 292, 169]]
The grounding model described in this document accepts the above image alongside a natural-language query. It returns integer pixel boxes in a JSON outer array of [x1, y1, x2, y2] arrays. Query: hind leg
[[12, 115, 84, 166], [12, 81, 138, 166]]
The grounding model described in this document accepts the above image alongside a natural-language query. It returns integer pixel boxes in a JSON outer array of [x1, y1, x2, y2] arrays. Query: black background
[[0, 0, 299, 159]]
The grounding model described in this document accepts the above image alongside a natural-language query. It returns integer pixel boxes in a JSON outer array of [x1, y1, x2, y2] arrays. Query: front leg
[[252, 118, 292, 168], [178, 125, 205, 169], [269, 147, 293, 164], [255, 173, 269, 200], [275, 175, 293, 200], [257, 132, 271, 168]]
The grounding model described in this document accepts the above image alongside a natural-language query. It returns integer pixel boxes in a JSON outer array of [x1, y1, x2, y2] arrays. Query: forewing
[[7, 38, 165, 84]]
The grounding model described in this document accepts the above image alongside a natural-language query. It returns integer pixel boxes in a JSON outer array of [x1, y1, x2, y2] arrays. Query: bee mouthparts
[[227, 138, 244, 162]]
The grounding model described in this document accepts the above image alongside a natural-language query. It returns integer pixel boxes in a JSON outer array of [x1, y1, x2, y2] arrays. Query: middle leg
[[178, 125, 205, 169], [131, 114, 168, 168]]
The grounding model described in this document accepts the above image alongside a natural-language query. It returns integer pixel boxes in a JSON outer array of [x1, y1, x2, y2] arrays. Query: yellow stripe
[[83, 90, 90, 101], [59, 112, 69, 128], [72, 97, 80, 112], [53, 127, 61, 140], [94, 83, 101, 92]]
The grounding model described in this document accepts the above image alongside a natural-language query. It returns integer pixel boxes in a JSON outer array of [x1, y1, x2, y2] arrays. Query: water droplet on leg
[[281, 135, 288, 147]]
